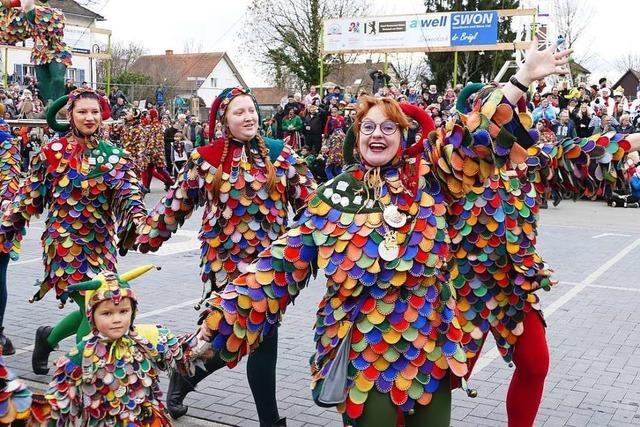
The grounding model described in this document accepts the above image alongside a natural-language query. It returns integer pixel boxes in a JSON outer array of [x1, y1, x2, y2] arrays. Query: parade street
[[2, 181, 640, 427]]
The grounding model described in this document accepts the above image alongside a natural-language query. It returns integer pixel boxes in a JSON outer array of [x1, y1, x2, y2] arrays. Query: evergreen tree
[[423, 0, 519, 89]]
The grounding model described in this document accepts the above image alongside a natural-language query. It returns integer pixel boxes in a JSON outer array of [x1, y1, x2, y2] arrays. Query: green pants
[[35, 61, 67, 104], [46, 293, 91, 347], [354, 374, 451, 427]]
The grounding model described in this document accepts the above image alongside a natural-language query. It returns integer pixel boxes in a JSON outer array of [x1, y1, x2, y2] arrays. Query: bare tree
[[96, 41, 147, 85], [552, 0, 594, 49], [241, 0, 369, 90], [390, 54, 430, 86], [615, 53, 640, 73], [182, 38, 204, 54]]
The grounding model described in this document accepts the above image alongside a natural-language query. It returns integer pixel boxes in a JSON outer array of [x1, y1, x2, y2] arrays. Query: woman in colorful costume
[[44, 265, 202, 426], [1, 0, 72, 104], [449, 80, 640, 425], [129, 87, 316, 426], [120, 108, 150, 179], [191, 40, 574, 426], [140, 108, 174, 191], [0, 105, 20, 355], [0, 88, 146, 375]]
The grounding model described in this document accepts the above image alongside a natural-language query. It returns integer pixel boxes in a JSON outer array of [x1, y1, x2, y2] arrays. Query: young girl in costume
[[128, 87, 316, 426], [44, 265, 204, 426], [0, 88, 146, 376], [0, 105, 20, 355], [0, 0, 72, 104]]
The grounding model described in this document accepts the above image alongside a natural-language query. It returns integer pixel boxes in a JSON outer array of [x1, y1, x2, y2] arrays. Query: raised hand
[[519, 36, 573, 84]]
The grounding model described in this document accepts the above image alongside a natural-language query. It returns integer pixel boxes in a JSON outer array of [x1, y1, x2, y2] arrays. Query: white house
[[130, 50, 248, 109], [0, 0, 110, 87]]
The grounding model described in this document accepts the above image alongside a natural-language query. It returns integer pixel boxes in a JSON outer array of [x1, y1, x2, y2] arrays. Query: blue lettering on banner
[[409, 15, 448, 28], [450, 11, 498, 46]]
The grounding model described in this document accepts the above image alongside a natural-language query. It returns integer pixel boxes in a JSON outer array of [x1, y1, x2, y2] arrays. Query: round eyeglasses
[[359, 120, 399, 135]]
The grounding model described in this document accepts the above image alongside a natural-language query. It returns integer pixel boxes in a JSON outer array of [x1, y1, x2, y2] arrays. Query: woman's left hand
[[519, 36, 573, 84]]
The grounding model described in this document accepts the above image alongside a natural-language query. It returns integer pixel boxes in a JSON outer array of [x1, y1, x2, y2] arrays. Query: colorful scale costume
[[136, 138, 315, 289], [0, 118, 21, 258], [44, 266, 199, 426], [121, 118, 150, 177], [448, 92, 632, 362], [0, 135, 145, 303], [199, 90, 536, 421], [144, 121, 168, 170], [1, 3, 72, 67], [0, 353, 49, 425]]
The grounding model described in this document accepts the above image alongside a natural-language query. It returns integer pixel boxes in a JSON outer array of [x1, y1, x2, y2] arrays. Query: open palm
[[520, 37, 573, 82]]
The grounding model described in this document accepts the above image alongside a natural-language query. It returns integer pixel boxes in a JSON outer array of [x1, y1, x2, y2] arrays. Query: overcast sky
[[93, 0, 637, 87]]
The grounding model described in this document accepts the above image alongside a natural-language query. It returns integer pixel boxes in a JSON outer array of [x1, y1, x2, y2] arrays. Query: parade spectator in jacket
[[303, 102, 326, 154], [369, 69, 391, 94], [553, 110, 577, 139], [532, 97, 557, 123], [574, 102, 593, 138]]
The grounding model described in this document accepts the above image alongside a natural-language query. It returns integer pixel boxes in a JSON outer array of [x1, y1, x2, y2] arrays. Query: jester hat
[[208, 87, 261, 141], [66, 264, 160, 328]]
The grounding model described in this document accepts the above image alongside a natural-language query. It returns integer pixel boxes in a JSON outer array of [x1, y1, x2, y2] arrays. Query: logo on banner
[[348, 22, 361, 33], [450, 11, 498, 46], [379, 21, 407, 33], [363, 21, 377, 35], [327, 23, 342, 36]]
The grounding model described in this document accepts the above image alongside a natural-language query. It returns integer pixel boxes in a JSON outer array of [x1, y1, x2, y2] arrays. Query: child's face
[[174, 132, 183, 142], [93, 298, 133, 340]]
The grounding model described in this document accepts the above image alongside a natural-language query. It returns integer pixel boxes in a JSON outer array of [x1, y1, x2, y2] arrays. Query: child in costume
[[44, 265, 203, 426], [0, 88, 146, 376], [0, 0, 72, 104], [129, 87, 316, 426], [0, 105, 20, 354]]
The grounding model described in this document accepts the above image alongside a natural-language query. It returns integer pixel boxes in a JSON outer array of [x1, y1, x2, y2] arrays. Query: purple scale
[[324, 312, 337, 326], [378, 269, 395, 282], [424, 377, 440, 393], [348, 265, 364, 279], [404, 344, 420, 361], [347, 222, 360, 234], [391, 357, 409, 373], [400, 399, 416, 413], [408, 232, 422, 246], [388, 311, 404, 325], [441, 306, 454, 322], [366, 328, 382, 344], [427, 215, 437, 226], [326, 209, 341, 223], [272, 283, 289, 298], [312, 215, 327, 229], [248, 288, 266, 300], [352, 354, 370, 371], [381, 367, 398, 382], [370, 286, 387, 299], [325, 261, 339, 275], [363, 240, 379, 258], [418, 303, 432, 317], [409, 263, 424, 277], [375, 377, 393, 393], [330, 251, 345, 264], [247, 321, 264, 333], [360, 271, 377, 286], [496, 223, 506, 235], [403, 245, 418, 260], [484, 204, 496, 215], [217, 321, 233, 336], [288, 235, 302, 246], [426, 285, 438, 301], [220, 300, 238, 314], [257, 258, 272, 270]]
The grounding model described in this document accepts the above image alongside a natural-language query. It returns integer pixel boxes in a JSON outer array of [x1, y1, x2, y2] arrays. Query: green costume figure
[[1, 0, 72, 104]]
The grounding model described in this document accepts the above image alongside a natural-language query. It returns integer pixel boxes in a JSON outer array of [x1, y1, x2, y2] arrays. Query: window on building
[[210, 78, 217, 88], [12, 64, 36, 85]]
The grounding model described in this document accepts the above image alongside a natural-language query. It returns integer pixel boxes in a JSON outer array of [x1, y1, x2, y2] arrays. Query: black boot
[[271, 418, 287, 426], [167, 356, 226, 419], [32, 326, 54, 375], [0, 327, 14, 356]]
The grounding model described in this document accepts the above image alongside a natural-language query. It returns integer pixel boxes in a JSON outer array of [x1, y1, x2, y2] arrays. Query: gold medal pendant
[[378, 230, 400, 261], [382, 204, 407, 228]]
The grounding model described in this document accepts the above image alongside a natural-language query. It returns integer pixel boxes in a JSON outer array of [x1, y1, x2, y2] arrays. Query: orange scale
[[362, 346, 380, 363], [401, 363, 419, 381], [345, 244, 362, 262], [331, 268, 348, 284], [322, 222, 337, 234], [390, 385, 409, 406], [226, 334, 243, 353], [404, 306, 419, 323], [252, 298, 268, 313], [319, 245, 334, 260], [416, 392, 433, 406], [506, 334, 518, 345], [350, 233, 369, 248], [330, 226, 347, 238]]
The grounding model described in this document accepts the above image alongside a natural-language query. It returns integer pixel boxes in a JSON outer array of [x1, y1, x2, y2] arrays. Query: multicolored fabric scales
[[0, 118, 21, 259], [1, 5, 72, 66], [0, 137, 145, 303], [447, 92, 632, 361], [0, 353, 46, 425], [121, 120, 150, 176], [200, 91, 536, 421], [144, 122, 168, 169], [46, 324, 196, 426], [136, 137, 315, 288]]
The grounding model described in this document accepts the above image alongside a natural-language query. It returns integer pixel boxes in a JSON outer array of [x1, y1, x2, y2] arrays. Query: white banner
[[323, 11, 500, 54], [64, 25, 92, 54]]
